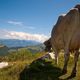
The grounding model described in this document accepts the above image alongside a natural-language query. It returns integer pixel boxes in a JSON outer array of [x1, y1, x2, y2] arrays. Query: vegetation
[[6, 48, 34, 61], [0, 48, 80, 80], [0, 45, 8, 56]]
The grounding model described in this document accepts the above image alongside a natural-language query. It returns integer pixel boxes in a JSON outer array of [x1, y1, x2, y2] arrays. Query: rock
[[0, 62, 8, 68]]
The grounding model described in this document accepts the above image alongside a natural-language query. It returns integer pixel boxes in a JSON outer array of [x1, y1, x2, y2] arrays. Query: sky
[[0, 0, 80, 42]]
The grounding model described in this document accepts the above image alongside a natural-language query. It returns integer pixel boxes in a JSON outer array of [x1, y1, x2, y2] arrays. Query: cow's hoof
[[69, 70, 76, 78], [70, 72, 76, 78], [66, 73, 76, 79], [62, 69, 67, 75]]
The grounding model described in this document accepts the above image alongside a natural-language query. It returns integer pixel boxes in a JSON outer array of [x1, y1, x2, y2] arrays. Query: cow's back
[[51, 6, 80, 51]]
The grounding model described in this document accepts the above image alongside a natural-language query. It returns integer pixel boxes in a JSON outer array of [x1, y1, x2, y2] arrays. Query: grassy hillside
[[26, 44, 45, 53], [0, 49, 80, 80], [0, 45, 8, 56], [0, 44, 44, 56]]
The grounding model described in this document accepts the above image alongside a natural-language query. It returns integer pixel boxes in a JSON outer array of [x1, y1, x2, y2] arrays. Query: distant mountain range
[[0, 39, 41, 48], [0, 39, 45, 56]]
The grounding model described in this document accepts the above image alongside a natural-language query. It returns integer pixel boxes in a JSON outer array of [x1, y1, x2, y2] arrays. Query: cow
[[44, 4, 80, 77], [44, 38, 52, 52]]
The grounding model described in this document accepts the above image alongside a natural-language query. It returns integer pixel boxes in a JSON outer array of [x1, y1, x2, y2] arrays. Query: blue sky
[[0, 0, 80, 42]]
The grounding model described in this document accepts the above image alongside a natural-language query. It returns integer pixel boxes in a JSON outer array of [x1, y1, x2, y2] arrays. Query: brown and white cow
[[44, 4, 80, 77]]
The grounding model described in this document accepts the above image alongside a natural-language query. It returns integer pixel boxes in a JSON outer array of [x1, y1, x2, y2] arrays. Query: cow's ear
[[43, 40, 49, 45], [43, 41, 47, 45]]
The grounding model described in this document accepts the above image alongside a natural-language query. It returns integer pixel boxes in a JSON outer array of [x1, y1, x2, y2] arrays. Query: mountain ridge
[[0, 39, 42, 48]]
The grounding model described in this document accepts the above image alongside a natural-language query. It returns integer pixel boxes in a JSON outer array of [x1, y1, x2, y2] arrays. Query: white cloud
[[7, 20, 36, 30], [27, 26, 35, 30], [7, 21, 23, 26], [0, 29, 48, 42]]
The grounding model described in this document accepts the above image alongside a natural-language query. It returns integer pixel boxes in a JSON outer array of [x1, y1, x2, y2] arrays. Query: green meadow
[[0, 48, 80, 80]]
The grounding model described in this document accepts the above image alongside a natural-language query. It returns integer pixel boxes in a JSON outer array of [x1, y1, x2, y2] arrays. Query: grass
[[20, 59, 62, 80], [0, 50, 80, 80]]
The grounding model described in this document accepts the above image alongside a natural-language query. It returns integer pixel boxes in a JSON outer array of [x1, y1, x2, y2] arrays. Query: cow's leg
[[52, 45, 59, 65], [54, 51, 59, 65], [62, 50, 70, 74], [70, 50, 79, 77]]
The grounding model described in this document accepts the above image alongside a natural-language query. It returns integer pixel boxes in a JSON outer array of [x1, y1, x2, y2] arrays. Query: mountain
[[8, 44, 45, 54], [0, 39, 41, 48]]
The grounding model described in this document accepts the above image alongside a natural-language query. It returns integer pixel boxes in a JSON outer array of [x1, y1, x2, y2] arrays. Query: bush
[[6, 48, 34, 61]]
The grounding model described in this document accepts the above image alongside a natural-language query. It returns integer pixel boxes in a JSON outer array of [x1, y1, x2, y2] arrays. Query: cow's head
[[43, 38, 52, 52]]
